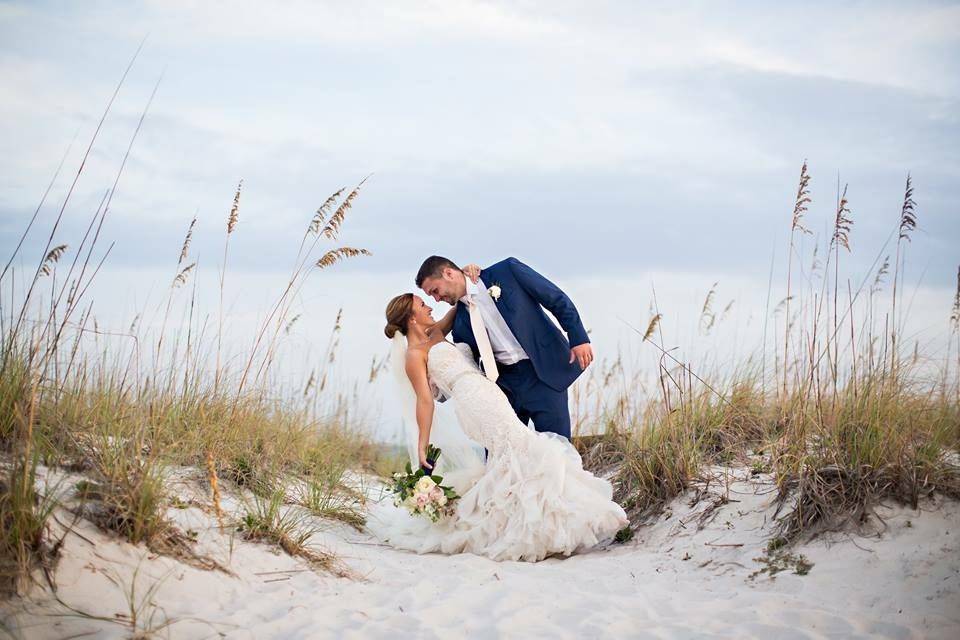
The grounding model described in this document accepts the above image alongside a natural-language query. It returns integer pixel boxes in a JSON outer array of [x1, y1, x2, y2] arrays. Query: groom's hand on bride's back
[[570, 343, 594, 370]]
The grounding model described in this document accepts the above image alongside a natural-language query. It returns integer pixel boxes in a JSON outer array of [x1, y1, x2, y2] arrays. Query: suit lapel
[[480, 264, 516, 323]]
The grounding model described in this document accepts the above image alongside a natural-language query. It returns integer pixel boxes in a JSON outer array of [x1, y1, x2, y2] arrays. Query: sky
[[1, 1, 958, 435]]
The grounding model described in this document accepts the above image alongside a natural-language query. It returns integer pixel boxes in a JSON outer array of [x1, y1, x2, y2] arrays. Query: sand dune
[[3, 466, 958, 639]]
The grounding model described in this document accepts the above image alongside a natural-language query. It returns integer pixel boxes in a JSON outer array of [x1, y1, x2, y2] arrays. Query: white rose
[[488, 285, 501, 301], [414, 476, 436, 493], [403, 495, 417, 510]]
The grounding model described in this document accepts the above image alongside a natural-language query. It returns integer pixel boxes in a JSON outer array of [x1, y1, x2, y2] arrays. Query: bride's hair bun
[[384, 293, 415, 339]]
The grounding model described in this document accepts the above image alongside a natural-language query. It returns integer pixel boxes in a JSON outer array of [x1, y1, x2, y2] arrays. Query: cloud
[[69, 0, 567, 48], [1, 0, 957, 340]]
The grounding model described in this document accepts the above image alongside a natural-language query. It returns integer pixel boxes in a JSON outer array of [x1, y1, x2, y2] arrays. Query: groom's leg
[[500, 360, 571, 439], [496, 363, 534, 426], [525, 383, 571, 440]]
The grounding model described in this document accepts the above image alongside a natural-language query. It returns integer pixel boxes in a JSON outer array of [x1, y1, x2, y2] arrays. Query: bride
[[368, 284, 628, 562]]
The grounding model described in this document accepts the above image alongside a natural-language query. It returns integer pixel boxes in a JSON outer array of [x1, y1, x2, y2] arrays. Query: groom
[[416, 256, 593, 441]]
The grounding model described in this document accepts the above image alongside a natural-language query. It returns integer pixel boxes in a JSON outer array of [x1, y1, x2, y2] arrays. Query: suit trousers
[[494, 359, 571, 440]]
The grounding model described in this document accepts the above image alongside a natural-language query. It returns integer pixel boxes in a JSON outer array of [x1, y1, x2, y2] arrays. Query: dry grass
[[0, 71, 376, 595], [238, 488, 352, 578], [579, 163, 960, 545], [0, 460, 60, 597]]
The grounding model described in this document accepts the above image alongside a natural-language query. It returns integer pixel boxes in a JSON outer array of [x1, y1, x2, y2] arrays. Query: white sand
[[3, 466, 958, 639]]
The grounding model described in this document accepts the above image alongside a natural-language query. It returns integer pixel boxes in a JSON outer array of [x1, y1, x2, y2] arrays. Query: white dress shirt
[[461, 277, 529, 365]]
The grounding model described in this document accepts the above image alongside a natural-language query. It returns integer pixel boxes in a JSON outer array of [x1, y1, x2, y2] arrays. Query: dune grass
[[577, 166, 960, 545], [0, 204, 375, 595], [0, 64, 379, 596], [238, 487, 351, 577]]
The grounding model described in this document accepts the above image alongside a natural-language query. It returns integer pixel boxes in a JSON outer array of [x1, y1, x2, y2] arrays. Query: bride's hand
[[419, 449, 434, 472], [463, 264, 481, 283]]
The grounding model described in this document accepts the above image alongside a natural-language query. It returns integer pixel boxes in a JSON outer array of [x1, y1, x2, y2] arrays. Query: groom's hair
[[416, 256, 461, 287]]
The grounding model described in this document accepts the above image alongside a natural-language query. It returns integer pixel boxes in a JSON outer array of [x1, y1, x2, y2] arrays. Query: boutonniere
[[487, 283, 502, 302]]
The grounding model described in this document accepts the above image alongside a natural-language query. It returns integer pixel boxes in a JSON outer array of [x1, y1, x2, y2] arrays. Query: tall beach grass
[[575, 165, 959, 545], [0, 57, 378, 596]]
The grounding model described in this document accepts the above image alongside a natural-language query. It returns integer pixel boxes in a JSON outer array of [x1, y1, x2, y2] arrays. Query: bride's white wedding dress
[[368, 340, 628, 562]]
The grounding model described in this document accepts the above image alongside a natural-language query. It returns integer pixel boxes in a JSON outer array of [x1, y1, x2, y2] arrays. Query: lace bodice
[[427, 340, 521, 445], [428, 341, 482, 398]]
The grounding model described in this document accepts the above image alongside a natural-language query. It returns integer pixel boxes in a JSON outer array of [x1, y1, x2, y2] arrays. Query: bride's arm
[[427, 307, 458, 338], [405, 350, 436, 471]]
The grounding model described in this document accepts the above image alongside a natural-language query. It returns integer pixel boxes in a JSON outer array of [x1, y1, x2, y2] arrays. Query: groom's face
[[421, 267, 465, 306]]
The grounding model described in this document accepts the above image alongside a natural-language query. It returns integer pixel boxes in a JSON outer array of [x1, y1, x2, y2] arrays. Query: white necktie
[[467, 298, 499, 383]]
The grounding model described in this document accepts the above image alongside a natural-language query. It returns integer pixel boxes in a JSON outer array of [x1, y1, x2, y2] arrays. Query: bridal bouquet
[[389, 445, 460, 522]]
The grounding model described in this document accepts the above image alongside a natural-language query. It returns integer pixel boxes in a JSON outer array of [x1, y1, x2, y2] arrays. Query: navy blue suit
[[452, 257, 589, 440]]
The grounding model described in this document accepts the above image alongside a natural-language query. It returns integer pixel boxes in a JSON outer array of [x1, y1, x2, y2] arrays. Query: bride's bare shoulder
[[403, 348, 431, 388], [404, 345, 428, 371]]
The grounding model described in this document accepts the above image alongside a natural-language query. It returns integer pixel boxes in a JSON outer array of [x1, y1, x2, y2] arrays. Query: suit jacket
[[452, 257, 589, 392]]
